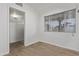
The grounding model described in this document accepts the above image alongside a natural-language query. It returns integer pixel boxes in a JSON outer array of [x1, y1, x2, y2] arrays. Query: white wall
[[39, 4, 79, 51], [0, 3, 39, 55], [16, 23, 24, 42], [9, 22, 16, 43], [9, 22, 24, 43], [9, 3, 39, 46], [25, 5, 40, 46], [0, 4, 9, 55]]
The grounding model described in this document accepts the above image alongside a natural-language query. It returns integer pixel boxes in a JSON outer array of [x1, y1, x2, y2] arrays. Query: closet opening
[[9, 7, 25, 53]]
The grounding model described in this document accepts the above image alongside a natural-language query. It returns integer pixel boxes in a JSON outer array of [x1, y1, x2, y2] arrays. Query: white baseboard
[[24, 41, 40, 47], [24, 40, 79, 52], [41, 40, 79, 52]]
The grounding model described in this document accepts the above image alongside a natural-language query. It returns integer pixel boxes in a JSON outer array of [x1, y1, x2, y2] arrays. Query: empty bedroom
[[0, 3, 79, 56]]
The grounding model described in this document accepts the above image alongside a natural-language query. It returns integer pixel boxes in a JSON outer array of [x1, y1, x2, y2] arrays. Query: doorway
[[9, 7, 25, 52]]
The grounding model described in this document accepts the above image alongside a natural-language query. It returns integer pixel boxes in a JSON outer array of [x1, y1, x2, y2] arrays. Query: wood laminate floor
[[6, 41, 79, 56]]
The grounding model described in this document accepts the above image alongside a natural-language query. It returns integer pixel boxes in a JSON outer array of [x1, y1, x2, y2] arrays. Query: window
[[44, 9, 76, 33]]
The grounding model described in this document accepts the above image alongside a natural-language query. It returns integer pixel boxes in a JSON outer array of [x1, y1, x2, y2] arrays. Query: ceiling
[[26, 3, 78, 15], [10, 7, 25, 17], [9, 7, 25, 22]]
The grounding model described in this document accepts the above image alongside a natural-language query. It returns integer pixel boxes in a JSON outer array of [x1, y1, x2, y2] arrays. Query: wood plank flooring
[[6, 41, 79, 56]]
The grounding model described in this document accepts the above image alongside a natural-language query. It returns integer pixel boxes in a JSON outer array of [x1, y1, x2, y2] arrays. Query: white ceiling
[[10, 7, 25, 16], [26, 3, 78, 15], [9, 7, 25, 22]]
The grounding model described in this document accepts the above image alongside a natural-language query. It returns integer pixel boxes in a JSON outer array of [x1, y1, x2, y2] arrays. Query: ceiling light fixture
[[11, 13, 21, 18]]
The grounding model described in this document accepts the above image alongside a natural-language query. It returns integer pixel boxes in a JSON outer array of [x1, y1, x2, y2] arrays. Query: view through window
[[44, 9, 76, 33]]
